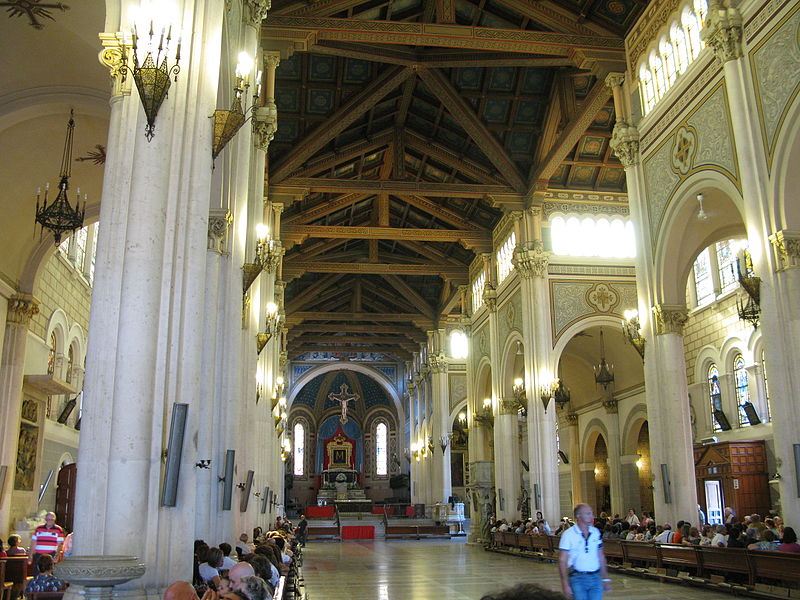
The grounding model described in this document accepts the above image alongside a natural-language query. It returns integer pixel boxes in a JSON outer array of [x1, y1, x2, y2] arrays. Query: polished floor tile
[[301, 539, 739, 599]]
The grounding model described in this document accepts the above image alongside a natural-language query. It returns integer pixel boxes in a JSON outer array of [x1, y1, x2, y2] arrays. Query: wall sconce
[[410, 442, 421, 462], [275, 375, 286, 397], [125, 21, 182, 141], [457, 410, 468, 432], [212, 51, 256, 159], [195, 459, 211, 469], [256, 332, 271, 355], [473, 397, 494, 428], [439, 434, 450, 452], [539, 382, 554, 413], [280, 438, 292, 462], [621, 309, 646, 359], [553, 378, 571, 407], [427, 436, 435, 454], [265, 300, 281, 334], [243, 224, 268, 293], [736, 249, 761, 328], [512, 377, 527, 416]]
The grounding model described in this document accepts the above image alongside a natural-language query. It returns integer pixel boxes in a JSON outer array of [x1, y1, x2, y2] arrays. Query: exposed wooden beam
[[404, 131, 503, 185], [291, 334, 418, 348], [287, 312, 435, 328], [285, 274, 346, 313], [270, 66, 412, 183], [492, 0, 603, 35], [271, 178, 516, 199], [262, 17, 625, 56], [394, 194, 483, 231], [308, 42, 416, 65], [283, 261, 467, 280], [380, 274, 436, 320], [273, 0, 369, 16], [282, 224, 490, 245], [288, 237, 350, 259], [435, 0, 455, 23], [283, 194, 371, 226], [420, 53, 574, 68], [417, 68, 527, 193], [439, 284, 463, 315], [360, 279, 427, 314], [287, 323, 427, 342], [538, 0, 623, 37], [289, 345, 413, 359], [290, 130, 394, 179], [392, 239, 466, 266], [528, 79, 612, 194]]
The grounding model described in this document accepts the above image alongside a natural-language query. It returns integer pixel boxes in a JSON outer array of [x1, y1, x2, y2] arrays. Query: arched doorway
[[593, 435, 611, 515]]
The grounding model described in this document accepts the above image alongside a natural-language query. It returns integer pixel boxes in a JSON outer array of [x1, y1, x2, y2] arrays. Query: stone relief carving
[[750, 6, 800, 161], [449, 374, 467, 412], [21, 398, 38, 423], [15, 424, 38, 491], [652, 304, 689, 335]]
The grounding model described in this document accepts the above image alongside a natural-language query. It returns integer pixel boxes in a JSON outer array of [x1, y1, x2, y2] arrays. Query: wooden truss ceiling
[[266, 0, 645, 362]]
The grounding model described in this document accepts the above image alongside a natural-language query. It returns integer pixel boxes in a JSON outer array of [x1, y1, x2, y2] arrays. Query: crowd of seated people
[[490, 507, 800, 554], [191, 518, 302, 600]]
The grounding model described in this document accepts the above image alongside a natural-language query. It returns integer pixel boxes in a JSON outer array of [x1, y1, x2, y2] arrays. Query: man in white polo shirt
[[558, 503, 611, 600]]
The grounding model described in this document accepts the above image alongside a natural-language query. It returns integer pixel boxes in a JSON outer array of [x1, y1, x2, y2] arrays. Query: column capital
[[609, 121, 641, 168], [512, 240, 549, 279], [702, 0, 743, 64], [428, 352, 449, 374], [98, 33, 131, 98], [262, 242, 284, 273], [499, 399, 519, 415], [482, 282, 497, 312], [527, 204, 544, 218], [272, 202, 285, 217], [509, 210, 524, 222], [652, 304, 689, 335], [208, 209, 232, 254], [769, 229, 800, 270], [564, 412, 579, 426], [602, 398, 619, 414], [263, 51, 281, 70], [7, 294, 39, 327], [604, 72, 625, 89], [253, 102, 277, 152], [242, 0, 271, 27]]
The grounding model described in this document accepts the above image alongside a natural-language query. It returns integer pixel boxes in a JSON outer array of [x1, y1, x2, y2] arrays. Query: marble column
[[620, 454, 643, 514], [72, 1, 225, 594], [603, 397, 624, 516], [0, 295, 39, 536], [565, 412, 584, 505], [579, 463, 597, 510], [429, 343, 452, 505], [513, 208, 560, 525]]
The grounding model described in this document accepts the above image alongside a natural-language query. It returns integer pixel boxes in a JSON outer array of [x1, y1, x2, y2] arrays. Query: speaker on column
[[240, 470, 255, 512], [261, 486, 269, 514], [160, 403, 188, 507], [713, 410, 732, 431], [533, 483, 542, 510], [742, 402, 761, 426], [221, 449, 236, 511], [661, 464, 672, 504]]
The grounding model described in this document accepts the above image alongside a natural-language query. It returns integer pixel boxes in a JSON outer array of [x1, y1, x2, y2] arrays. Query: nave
[[302, 540, 735, 600]]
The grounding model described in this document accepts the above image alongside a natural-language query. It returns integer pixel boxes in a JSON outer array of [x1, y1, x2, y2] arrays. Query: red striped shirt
[[31, 525, 64, 554]]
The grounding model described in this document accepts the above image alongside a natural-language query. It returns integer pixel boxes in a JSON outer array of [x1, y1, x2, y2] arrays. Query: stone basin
[[54, 556, 146, 588]]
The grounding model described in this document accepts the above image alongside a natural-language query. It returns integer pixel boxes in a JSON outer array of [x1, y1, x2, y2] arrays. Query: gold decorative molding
[[7, 294, 39, 327], [702, 0, 743, 64], [769, 230, 800, 270], [652, 303, 689, 335], [98, 33, 131, 98]]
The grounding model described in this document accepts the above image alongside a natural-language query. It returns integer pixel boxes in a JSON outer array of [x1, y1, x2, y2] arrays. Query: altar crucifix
[[328, 383, 359, 424]]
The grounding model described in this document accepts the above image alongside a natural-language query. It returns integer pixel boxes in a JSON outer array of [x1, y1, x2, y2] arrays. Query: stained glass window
[[293, 422, 305, 476], [376, 422, 388, 476], [716, 239, 741, 293], [496, 231, 516, 284], [693, 248, 714, 305], [733, 354, 751, 427], [708, 364, 722, 432]]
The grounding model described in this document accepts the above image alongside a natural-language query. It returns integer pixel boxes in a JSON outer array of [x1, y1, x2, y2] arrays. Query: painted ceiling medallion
[[1, 0, 69, 29], [671, 124, 698, 176]]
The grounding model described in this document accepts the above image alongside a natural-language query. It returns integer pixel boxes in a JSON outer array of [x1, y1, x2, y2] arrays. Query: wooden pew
[[3, 558, 29, 600], [385, 525, 419, 539], [621, 541, 658, 568], [305, 526, 340, 540], [24, 592, 65, 600], [748, 549, 800, 586], [697, 546, 752, 583], [417, 525, 450, 539], [657, 543, 701, 576], [602, 538, 624, 564]]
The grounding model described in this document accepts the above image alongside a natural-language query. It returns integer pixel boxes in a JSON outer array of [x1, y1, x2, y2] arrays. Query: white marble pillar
[[429, 336, 452, 504], [603, 398, 624, 516], [620, 454, 643, 514], [565, 412, 584, 505], [73, 1, 225, 594], [0, 295, 39, 536]]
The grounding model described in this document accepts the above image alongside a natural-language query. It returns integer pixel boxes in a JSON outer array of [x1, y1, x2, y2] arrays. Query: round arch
[[621, 404, 649, 456], [694, 345, 721, 385], [287, 362, 405, 427], [46, 309, 69, 354], [582, 417, 611, 463], [772, 83, 800, 230], [653, 173, 746, 305], [474, 356, 493, 404], [552, 315, 627, 374], [499, 331, 524, 399]]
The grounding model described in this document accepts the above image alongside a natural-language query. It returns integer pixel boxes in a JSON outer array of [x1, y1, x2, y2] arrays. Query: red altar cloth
[[341, 525, 375, 540], [306, 506, 335, 518]]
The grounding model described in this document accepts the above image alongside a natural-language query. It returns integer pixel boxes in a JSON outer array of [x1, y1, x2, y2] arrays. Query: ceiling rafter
[[287, 323, 427, 342], [272, 178, 517, 199], [283, 194, 372, 226], [404, 130, 503, 185], [286, 274, 347, 313], [288, 345, 413, 360], [391, 239, 466, 266], [283, 261, 467, 280], [270, 65, 412, 183], [379, 274, 436, 320], [291, 129, 394, 178], [417, 68, 527, 193], [282, 224, 490, 245], [399, 194, 484, 231]]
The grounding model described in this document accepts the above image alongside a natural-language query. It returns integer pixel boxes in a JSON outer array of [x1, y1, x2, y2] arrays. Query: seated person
[[7, 534, 27, 556], [238, 575, 273, 600], [219, 543, 237, 571], [198, 547, 224, 589], [25, 554, 67, 593], [780, 527, 800, 553], [748, 530, 778, 551]]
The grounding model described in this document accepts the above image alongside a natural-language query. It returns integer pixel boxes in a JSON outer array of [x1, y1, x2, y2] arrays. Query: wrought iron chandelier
[[35, 110, 85, 245], [593, 328, 615, 390]]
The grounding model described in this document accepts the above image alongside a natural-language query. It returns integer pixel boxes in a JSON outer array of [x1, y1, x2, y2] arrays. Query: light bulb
[[514, 377, 524, 387], [276, 376, 284, 386], [266, 301, 278, 315], [255, 223, 269, 241], [483, 398, 492, 408], [236, 51, 254, 78]]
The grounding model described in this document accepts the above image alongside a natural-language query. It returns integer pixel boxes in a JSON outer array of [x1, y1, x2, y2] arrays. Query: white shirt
[[221, 556, 237, 570], [558, 524, 603, 572], [711, 533, 728, 547], [198, 562, 220, 583], [655, 530, 674, 543], [626, 514, 640, 526]]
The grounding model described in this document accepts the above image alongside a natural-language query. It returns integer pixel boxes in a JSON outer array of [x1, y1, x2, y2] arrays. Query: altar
[[316, 469, 369, 506]]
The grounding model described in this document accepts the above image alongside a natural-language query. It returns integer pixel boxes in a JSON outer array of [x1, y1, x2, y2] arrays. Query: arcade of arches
[[1, 0, 799, 595]]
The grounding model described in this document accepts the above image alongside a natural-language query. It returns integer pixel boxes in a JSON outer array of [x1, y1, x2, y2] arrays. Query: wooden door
[[55, 463, 77, 532]]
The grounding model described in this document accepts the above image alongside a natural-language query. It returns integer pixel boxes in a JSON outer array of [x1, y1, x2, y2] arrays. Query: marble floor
[[301, 538, 740, 600]]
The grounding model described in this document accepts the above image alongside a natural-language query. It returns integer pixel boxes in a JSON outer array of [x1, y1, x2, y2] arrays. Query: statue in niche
[[15, 424, 38, 491], [21, 398, 38, 423]]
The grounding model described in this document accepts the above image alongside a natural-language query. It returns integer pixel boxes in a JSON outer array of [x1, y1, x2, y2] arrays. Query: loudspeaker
[[261, 486, 269, 514], [558, 450, 570, 464], [240, 470, 255, 512], [742, 402, 761, 426], [0, 466, 6, 507], [533, 483, 542, 510], [221, 449, 236, 511], [57, 397, 76, 424], [661, 464, 672, 504], [498, 488, 505, 510], [794, 444, 800, 497], [713, 409, 732, 431], [160, 403, 188, 507], [38, 469, 54, 503]]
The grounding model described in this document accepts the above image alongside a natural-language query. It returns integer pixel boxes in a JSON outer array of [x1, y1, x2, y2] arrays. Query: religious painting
[[15, 423, 38, 490], [326, 433, 354, 469], [451, 452, 465, 488], [21, 397, 38, 423]]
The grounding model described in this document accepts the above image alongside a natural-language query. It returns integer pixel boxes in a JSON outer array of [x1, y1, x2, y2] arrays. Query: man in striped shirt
[[30, 512, 64, 574]]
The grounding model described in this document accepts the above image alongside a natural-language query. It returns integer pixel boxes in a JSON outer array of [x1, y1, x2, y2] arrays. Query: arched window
[[733, 354, 751, 427], [761, 349, 771, 422], [66, 345, 75, 383], [660, 37, 677, 86], [672, 23, 690, 73], [708, 364, 722, 432], [471, 271, 486, 313], [48, 332, 57, 375], [549, 215, 636, 258], [74, 226, 88, 273], [450, 330, 468, 359], [683, 9, 703, 58], [375, 422, 388, 476], [716, 239, 743, 293], [293, 422, 305, 476], [694, 0, 708, 24], [693, 248, 714, 306], [496, 231, 516, 284], [639, 64, 656, 113], [650, 52, 666, 99]]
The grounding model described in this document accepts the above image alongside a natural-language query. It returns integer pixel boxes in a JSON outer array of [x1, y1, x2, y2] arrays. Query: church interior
[[1, 0, 800, 597]]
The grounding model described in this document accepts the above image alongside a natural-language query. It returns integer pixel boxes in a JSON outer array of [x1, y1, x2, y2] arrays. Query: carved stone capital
[[564, 412, 579, 426], [458, 313, 472, 334], [274, 279, 286, 308], [702, 1, 743, 64], [253, 102, 277, 152], [769, 230, 800, 270], [527, 205, 543, 218], [279, 350, 288, 371], [499, 399, 519, 415], [98, 33, 131, 98], [242, 0, 271, 26], [512, 240, 549, 279], [509, 210, 524, 222], [609, 120, 641, 168], [428, 353, 449, 374], [208, 209, 232, 254], [7, 294, 39, 327], [602, 398, 619, 414], [604, 72, 625, 89], [652, 304, 689, 335], [264, 52, 281, 71], [482, 282, 497, 312], [272, 202, 285, 217]]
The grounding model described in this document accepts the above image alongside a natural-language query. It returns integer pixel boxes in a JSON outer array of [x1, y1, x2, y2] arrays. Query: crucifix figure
[[328, 383, 359, 424]]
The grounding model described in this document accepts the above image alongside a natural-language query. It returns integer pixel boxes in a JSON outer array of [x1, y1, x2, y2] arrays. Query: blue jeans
[[569, 572, 603, 600]]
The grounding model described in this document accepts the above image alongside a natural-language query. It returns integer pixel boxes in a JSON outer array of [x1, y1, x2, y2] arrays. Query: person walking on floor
[[558, 503, 611, 600]]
